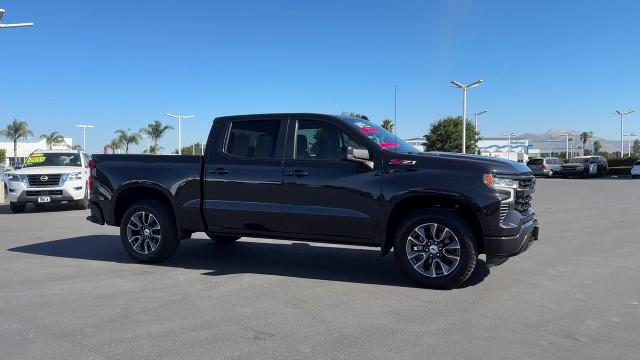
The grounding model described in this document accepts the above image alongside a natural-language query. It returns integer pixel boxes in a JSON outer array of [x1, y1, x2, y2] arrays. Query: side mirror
[[345, 147, 374, 169]]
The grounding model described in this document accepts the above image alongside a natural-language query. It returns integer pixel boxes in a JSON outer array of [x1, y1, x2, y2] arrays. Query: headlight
[[483, 174, 517, 202], [9, 174, 28, 185], [61, 172, 83, 182]]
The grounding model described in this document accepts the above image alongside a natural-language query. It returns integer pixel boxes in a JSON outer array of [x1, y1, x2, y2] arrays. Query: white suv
[[6, 149, 90, 213]]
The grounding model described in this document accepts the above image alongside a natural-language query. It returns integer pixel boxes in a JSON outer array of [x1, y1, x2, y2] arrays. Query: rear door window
[[527, 159, 543, 166], [225, 120, 281, 158]]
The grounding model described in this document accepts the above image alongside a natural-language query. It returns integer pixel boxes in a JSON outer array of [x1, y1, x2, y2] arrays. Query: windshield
[[568, 158, 589, 164], [343, 117, 419, 153], [23, 152, 82, 168], [527, 159, 544, 165]]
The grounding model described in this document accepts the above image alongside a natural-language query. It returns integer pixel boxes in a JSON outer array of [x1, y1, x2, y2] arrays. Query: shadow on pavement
[[7, 235, 489, 289], [0, 203, 83, 215]]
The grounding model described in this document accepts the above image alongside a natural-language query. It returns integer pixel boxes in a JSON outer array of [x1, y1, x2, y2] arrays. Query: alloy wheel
[[406, 223, 461, 277], [126, 211, 161, 254]]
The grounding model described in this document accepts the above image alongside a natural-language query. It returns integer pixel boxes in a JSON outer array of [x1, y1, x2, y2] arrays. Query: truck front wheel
[[394, 209, 477, 289], [120, 200, 180, 263]]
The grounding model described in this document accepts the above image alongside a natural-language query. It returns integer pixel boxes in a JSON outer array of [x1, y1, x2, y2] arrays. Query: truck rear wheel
[[120, 200, 180, 263], [206, 233, 241, 244], [393, 209, 477, 289]]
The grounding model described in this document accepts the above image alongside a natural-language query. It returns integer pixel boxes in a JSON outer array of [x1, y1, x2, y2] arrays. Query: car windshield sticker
[[25, 153, 46, 165], [379, 142, 399, 149], [360, 127, 378, 134]]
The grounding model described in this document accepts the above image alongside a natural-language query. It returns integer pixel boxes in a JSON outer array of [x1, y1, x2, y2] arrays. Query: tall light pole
[[142, 134, 150, 153], [451, 80, 483, 154], [502, 133, 517, 161], [164, 113, 194, 155], [615, 110, 634, 157], [468, 110, 488, 133], [625, 133, 637, 156], [559, 134, 571, 160], [0, 9, 34, 28], [74, 124, 94, 152]]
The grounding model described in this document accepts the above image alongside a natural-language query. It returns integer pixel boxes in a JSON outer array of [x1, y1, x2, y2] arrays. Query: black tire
[[10, 202, 26, 213], [75, 187, 89, 210], [120, 200, 180, 263], [393, 209, 477, 289], [206, 233, 241, 244]]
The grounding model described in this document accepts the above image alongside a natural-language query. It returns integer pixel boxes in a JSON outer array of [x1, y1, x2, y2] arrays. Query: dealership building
[[477, 137, 531, 163], [0, 138, 73, 167]]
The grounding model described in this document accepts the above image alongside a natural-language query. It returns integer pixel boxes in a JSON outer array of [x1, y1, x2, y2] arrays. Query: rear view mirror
[[345, 147, 374, 169]]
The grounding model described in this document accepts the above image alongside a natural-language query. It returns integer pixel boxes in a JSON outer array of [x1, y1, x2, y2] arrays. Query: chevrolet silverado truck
[[87, 113, 539, 289], [7, 149, 91, 213]]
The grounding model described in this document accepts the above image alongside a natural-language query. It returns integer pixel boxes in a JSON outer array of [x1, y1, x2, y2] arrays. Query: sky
[[1, 0, 639, 154]]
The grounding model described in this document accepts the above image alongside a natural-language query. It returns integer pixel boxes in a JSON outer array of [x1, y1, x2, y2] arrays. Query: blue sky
[[1, 0, 639, 154]]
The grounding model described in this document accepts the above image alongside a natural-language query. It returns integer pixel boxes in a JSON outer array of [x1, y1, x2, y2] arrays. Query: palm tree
[[140, 120, 173, 154], [381, 118, 394, 132], [115, 129, 141, 154], [0, 119, 33, 164], [108, 138, 124, 154], [40, 131, 66, 149], [580, 131, 593, 156], [143, 144, 164, 154], [71, 144, 83, 150]]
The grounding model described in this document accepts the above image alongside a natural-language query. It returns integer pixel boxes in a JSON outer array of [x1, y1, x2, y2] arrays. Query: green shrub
[[607, 166, 631, 176], [607, 157, 639, 167]]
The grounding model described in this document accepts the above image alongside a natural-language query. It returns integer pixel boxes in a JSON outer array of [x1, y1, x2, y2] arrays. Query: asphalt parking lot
[[0, 178, 639, 360]]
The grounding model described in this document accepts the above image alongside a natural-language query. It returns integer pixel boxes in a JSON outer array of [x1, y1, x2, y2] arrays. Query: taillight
[[88, 159, 96, 192]]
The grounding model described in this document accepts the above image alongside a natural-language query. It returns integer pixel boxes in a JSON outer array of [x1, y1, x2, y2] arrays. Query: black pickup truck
[[87, 113, 539, 289]]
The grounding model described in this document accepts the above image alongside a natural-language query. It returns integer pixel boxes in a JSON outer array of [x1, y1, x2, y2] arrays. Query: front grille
[[519, 177, 535, 189], [499, 203, 510, 222], [27, 174, 62, 187], [515, 194, 533, 212], [25, 190, 63, 196]]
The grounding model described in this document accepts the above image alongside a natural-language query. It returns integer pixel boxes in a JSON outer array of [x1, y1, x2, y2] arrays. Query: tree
[[108, 138, 124, 154], [381, 118, 394, 132], [423, 116, 480, 153], [633, 139, 640, 156], [593, 140, 602, 155], [0, 119, 33, 164], [0, 149, 6, 165], [140, 120, 173, 154], [174, 142, 204, 155], [115, 129, 141, 154], [341, 112, 369, 120], [143, 144, 164, 154], [40, 131, 66, 149], [71, 144, 83, 150], [579, 131, 593, 156]]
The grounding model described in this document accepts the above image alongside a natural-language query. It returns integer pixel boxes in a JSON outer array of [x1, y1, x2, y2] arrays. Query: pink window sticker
[[360, 127, 378, 134], [379, 142, 399, 149]]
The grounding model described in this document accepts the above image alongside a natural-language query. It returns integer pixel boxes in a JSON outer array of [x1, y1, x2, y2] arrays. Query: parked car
[[86, 113, 540, 289], [6, 149, 91, 212], [527, 157, 563, 177], [557, 156, 608, 178], [632, 160, 640, 179]]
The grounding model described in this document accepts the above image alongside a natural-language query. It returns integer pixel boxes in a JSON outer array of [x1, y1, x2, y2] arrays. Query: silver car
[[527, 157, 563, 177]]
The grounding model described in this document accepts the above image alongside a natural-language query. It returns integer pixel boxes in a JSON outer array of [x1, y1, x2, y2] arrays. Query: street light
[[141, 134, 150, 153], [451, 79, 483, 154], [624, 133, 637, 156], [468, 110, 488, 133], [615, 110, 634, 157], [163, 113, 194, 155], [74, 124, 94, 152], [0, 8, 34, 28], [558, 133, 572, 160], [502, 133, 517, 161]]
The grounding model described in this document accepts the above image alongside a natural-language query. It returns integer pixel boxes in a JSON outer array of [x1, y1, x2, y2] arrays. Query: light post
[[74, 124, 94, 152], [558, 134, 571, 160], [615, 110, 634, 157], [503, 133, 517, 161], [142, 134, 150, 153], [451, 80, 483, 154], [164, 113, 194, 155], [0, 9, 34, 28], [625, 133, 637, 156], [469, 110, 488, 149]]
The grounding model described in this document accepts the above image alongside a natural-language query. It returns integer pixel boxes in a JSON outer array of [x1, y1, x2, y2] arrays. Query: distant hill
[[516, 130, 621, 153]]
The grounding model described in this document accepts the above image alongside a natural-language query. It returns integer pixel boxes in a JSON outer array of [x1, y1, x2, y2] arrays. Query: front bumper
[[484, 218, 539, 266], [7, 181, 86, 204], [556, 167, 587, 177]]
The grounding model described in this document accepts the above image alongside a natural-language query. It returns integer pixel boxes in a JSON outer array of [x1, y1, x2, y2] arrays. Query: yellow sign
[[25, 154, 46, 165]]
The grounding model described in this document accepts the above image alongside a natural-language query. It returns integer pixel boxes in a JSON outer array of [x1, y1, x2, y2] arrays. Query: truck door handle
[[209, 168, 229, 175], [287, 169, 309, 177]]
